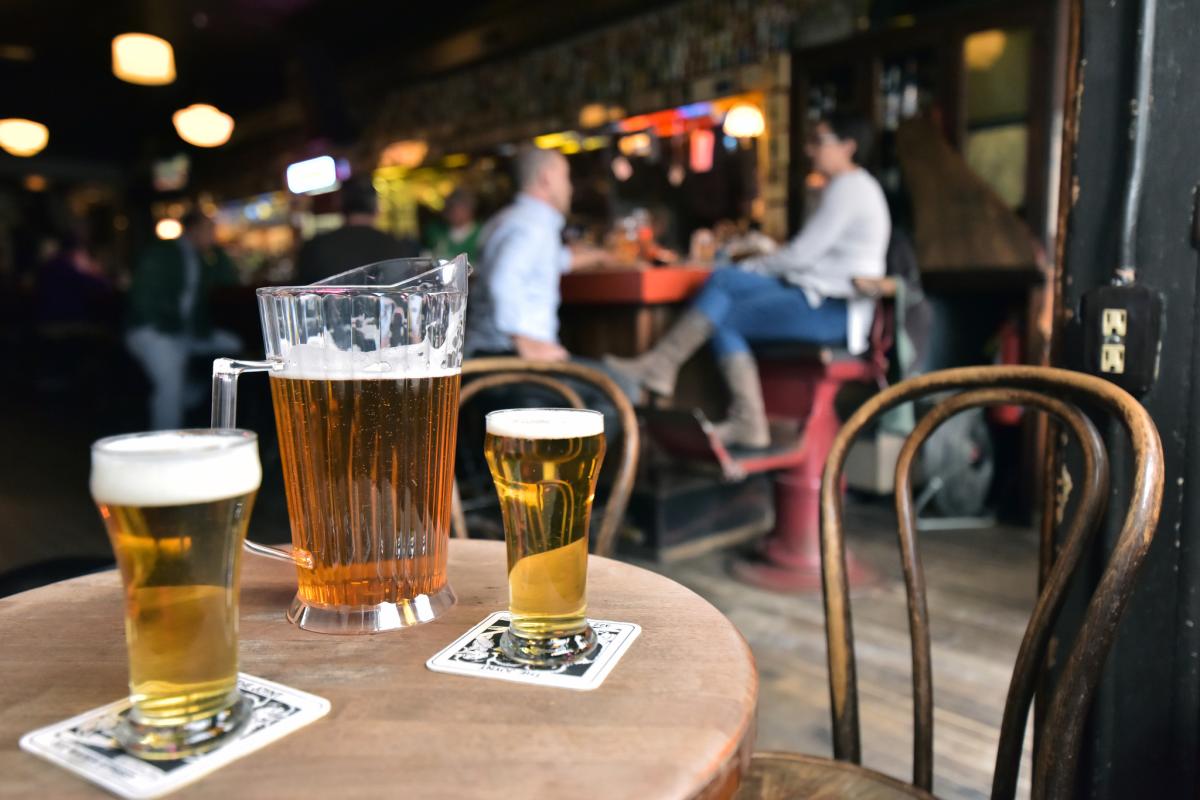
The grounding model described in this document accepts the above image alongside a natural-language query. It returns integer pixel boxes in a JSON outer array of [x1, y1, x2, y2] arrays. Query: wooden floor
[[653, 503, 1037, 800]]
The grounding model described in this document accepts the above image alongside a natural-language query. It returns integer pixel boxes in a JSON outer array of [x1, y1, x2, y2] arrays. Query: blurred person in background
[[607, 114, 890, 448], [33, 233, 118, 396], [425, 188, 482, 266], [459, 148, 634, 497], [296, 175, 418, 284], [126, 211, 242, 429], [466, 147, 612, 361], [34, 233, 115, 330]]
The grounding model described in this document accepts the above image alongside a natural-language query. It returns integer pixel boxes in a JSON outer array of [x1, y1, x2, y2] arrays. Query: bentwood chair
[[450, 357, 640, 558], [735, 365, 1164, 800]]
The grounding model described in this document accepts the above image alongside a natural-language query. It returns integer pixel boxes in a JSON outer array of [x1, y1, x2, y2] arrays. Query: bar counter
[[561, 264, 712, 306]]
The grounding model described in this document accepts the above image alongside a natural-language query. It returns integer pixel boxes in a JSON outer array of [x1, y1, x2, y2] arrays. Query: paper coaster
[[426, 611, 640, 690], [20, 673, 330, 800]]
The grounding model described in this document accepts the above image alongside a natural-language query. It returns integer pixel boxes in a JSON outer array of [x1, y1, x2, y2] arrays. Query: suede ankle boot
[[711, 351, 771, 449], [603, 310, 713, 399]]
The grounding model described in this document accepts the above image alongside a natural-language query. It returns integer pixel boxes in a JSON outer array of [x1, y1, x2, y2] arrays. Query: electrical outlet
[[1102, 308, 1128, 337], [1082, 284, 1163, 395], [1101, 343, 1126, 374]]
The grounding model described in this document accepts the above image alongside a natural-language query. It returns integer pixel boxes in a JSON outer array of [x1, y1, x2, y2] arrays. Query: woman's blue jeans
[[690, 267, 848, 357]]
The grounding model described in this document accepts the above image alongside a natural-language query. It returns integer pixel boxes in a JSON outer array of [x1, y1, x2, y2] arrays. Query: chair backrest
[[451, 357, 640, 558], [819, 365, 1163, 800]]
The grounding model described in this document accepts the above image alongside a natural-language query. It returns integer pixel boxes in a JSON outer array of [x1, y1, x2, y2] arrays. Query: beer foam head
[[91, 430, 262, 507], [278, 340, 461, 380], [486, 408, 604, 439]]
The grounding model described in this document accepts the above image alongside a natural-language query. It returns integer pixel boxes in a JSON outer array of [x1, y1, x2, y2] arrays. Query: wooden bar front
[[559, 265, 724, 419], [559, 265, 711, 357]]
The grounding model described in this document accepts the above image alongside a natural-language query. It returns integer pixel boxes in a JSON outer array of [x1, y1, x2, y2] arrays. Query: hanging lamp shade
[[722, 103, 765, 139], [0, 119, 49, 157], [112, 33, 176, 86], [172, 104, 234, 148], [689, 129, 714, 173]]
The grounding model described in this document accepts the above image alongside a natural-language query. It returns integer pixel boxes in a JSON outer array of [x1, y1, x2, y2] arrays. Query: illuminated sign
[[287, 156, 339, 195]]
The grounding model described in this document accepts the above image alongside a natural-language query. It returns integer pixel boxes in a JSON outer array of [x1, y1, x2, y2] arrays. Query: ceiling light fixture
[[0, 118, 49, 157], [112, 33, 176, 86], [155, 218, 183, 240], [172, 104, 234, 147], [722, 103, 765, 139]]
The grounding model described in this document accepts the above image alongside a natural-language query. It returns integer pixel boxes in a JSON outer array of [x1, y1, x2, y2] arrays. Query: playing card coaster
[[20, 674, 330, 800], [426, 611, 641, 690]]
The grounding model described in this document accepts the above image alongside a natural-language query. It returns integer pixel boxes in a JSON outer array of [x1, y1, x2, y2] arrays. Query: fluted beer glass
[[90, 429, 261, 759], [211, 257, 468, 634], [484, 408, 606, 666]]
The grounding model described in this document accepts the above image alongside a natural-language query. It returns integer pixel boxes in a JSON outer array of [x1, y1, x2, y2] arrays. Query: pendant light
[[0, 118, 49, 157], [172, 104, 235, 148], [112, 33, 176, 86]]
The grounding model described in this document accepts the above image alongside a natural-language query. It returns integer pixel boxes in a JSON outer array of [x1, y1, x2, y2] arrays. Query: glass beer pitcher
[[211, 257, 468, 634]]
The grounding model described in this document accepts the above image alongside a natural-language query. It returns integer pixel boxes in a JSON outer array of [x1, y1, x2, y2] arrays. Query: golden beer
[[484, 408, 605, 666], [91, 430, 260, 758], [269, 371, 460, 611]]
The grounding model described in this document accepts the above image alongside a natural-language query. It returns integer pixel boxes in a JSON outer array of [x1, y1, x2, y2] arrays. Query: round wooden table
[[0, 539, 757, 799]]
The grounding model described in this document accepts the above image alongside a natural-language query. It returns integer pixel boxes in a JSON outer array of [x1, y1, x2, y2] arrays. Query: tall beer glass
[[90, 429, 261, 759], [211, 257, 468, 634], [484, 408, 606, 666]]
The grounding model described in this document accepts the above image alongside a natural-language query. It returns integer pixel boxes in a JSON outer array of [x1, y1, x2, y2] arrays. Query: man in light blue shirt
[[466, 148, 609, 359], [459, 148, 636, 505]]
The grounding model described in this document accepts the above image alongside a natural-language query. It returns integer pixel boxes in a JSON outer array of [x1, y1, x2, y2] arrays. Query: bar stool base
[[729, 551, 875, 594]]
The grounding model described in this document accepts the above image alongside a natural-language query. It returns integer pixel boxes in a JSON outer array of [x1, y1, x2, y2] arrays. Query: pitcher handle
[[212, 357, 276, 428], [211, 357, 307, 567]]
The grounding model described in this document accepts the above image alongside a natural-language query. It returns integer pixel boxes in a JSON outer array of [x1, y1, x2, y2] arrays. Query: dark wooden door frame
[[1051, 0, 1200, 795]]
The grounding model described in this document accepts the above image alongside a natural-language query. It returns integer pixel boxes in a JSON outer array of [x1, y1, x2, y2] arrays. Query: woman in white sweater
[[607, 114, 891, 448]]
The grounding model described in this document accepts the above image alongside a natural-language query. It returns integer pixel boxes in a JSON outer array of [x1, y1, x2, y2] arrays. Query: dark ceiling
[[0, 0, 676, 171]]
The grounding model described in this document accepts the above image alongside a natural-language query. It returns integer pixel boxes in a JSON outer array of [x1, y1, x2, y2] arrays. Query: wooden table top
[[0, 539, 757, 800], [561, 265, 712, 305]]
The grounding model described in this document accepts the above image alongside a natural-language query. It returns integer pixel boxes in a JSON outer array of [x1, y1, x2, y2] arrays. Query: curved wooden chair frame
[[810, 365, 1163, 799], [451, 357, 640, 558]]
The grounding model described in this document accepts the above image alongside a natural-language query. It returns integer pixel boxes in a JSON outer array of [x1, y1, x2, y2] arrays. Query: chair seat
[[734, 752, 935, 800]]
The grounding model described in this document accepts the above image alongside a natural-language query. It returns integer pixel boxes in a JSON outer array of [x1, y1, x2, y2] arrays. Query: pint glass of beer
[[90, 429, 261, 758], [484, 408, 606, 667], [211, 257, 468, 634]]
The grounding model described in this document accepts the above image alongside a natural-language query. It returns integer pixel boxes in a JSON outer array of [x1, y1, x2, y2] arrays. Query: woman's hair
[[823, 112, 874, 165]]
